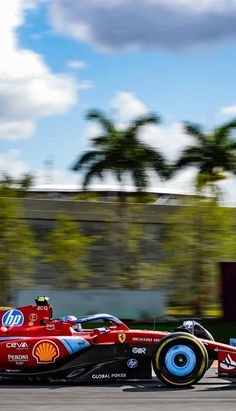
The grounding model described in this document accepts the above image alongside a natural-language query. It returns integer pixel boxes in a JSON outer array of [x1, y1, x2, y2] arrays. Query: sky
[[1, 0, 236, 202]]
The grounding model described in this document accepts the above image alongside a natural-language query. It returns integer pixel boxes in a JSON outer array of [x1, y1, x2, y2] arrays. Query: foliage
[[126, 193, 157, 204], [73, 192, 102, 201], [161, 198, 236, 315], [0, 196, 39, 304], [0, 173, 34, 197], [72, 110, 169, 194], [174, 119, 236, 192], [104, 205, 162, 289], [45, 213, 94, 288]]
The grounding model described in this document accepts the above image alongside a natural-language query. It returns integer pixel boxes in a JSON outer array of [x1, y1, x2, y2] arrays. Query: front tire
[[152, 332, 208, 388]]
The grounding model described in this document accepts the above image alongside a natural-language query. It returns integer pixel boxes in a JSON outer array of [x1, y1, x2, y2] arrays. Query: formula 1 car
[[0, 296, 235, 387]]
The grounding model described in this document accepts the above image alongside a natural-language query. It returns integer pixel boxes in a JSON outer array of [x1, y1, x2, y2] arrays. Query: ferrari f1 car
[[0, 296, 235, 387]]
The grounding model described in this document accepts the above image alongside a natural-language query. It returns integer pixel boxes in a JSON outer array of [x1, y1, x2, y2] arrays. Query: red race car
[[0, 296, 235, 387]]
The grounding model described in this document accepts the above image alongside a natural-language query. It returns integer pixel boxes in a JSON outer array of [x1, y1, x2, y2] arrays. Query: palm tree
[[174, 119, 236, 192], [72, 110, 169, 196]]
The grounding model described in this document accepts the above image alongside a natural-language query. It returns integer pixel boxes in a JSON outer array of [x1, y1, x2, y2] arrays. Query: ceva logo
[[2, 309, 24, 327]]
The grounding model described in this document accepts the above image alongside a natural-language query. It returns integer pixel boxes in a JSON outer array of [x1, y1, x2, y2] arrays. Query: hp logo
[[2, 309, 24, 327], [127, 358, 138, 369]]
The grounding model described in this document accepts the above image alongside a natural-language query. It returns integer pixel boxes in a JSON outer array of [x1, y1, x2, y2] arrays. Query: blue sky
[[1, 0, 236, 200]]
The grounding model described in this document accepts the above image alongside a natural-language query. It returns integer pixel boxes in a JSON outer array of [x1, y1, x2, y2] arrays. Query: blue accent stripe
[[0, 337, 32, 340], [57, 337, 90, 354]]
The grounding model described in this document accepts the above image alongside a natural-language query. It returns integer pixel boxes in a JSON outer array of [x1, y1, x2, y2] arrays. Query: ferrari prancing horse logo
[[118, 333, 126, 343]]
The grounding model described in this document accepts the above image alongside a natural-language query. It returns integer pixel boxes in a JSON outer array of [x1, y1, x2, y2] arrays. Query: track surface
[[0, 368, 235, 411]]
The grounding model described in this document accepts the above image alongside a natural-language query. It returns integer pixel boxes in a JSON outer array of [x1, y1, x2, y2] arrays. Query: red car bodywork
[[0, 300, 235, 382]]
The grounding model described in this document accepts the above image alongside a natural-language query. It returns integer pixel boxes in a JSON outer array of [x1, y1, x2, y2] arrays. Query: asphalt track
[[0, 368, 236, 411]]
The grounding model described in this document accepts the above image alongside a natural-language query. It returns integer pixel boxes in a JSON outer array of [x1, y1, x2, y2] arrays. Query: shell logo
[[33, 340, 59, 364]]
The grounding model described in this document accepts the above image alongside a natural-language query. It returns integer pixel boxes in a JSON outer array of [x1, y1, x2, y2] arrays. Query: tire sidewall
[[153, 332, 208, 387]]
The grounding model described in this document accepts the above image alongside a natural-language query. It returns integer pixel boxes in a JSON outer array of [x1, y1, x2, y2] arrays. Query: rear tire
[[152, 332, 208, 388]]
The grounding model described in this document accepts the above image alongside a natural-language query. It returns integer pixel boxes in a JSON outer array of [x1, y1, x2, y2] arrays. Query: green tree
[[0, 196, 39, 305], [0, 173, 34, 197], [72, 110, 169, 197], [45, 213, 93, 288], [104, 205, 161, 289], [174, 120, 236, 192], [161, 199, 236, 315]]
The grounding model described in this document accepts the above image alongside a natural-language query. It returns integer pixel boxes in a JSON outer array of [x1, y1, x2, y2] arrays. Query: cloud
[[218, 104, 236, 116], [66, 60, 88, 70], [78, 80, 95, 90], [0, 149, 82, 189], [110, 91, 148, 125], [0, 149, 30, 177], [0, 0, 78, 140], [139, 122, 194, 162], [48, 0, 236, 52]]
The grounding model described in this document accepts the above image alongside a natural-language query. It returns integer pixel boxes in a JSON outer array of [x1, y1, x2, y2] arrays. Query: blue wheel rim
[[164, 344, 197, 376]]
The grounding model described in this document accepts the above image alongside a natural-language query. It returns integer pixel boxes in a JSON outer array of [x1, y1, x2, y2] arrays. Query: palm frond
[[138, 144, 169, 179], [214, 119, 236, 143], [86, 110, 115, 134], [132, 168, 148, 191], [71, 151, 103, 171], [126, 114, 160, 138], [175, 147, 202, 171], [82, 160, 109, 188], [184, 122, 205, 143]]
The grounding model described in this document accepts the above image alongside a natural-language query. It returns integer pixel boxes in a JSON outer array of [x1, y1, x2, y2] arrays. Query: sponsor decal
[[8, 354, 28, 362], [6, 342, 28, 349], [46, 324, 55, 331], [118, 333, 126, 343], [127, 358, 138, 368], [92, 373, 126, 379], [2, 310, 24, 327], [215, 348, 235, 354], [29, 313, 38, 322], [36, 306, 48, 311], [220, 354, 236, 371], [33, 340, 59, 364], [132, 336, 159, 343], [132, 347, 146, 355]]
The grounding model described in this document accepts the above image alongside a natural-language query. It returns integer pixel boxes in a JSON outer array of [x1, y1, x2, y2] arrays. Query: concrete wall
[[16, 288, 166, 320], [13, 198, 176, 288], [18, 198, 178, 223]]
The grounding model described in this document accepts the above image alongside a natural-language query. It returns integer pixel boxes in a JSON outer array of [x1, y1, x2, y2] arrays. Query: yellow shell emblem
[[118, 333, 126, 343], [33, 340, 59, 363]]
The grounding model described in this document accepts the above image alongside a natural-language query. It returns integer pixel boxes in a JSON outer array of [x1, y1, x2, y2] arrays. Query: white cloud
[[78, 80, 95, 90], [0, 149, 30, 177], [66, 60, 88, 70], [0, 149, 81, 187], [111, 92, 148, 125], [139, 123, 194, 162], [48, 0, 236, 52], [0, 0, 78, 140], [218, 104, 236, 116], [34, 167, 80, 186]]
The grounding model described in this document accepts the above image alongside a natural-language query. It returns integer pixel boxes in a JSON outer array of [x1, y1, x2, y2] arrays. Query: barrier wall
[[16, 289, 166, 320]]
